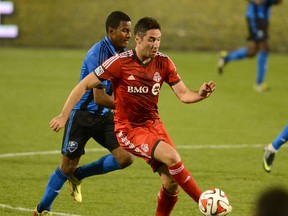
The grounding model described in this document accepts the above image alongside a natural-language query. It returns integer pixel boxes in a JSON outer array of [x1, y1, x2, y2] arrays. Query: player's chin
[[122, 40, 129, 47]]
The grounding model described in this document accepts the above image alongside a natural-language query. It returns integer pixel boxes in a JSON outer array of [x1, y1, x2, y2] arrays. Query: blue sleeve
[[85, 53, 100, 73], [84, 51, 107, 87], [95, 80, 108, 89]]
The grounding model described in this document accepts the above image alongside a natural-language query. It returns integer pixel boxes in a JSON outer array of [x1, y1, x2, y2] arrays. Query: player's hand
[[50, 115, 66, 132], [198, 81, 216, 98]]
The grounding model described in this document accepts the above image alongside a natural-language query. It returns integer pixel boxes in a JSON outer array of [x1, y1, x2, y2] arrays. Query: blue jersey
[[246, 0, 279, 20], [73, 36, 119, 115]]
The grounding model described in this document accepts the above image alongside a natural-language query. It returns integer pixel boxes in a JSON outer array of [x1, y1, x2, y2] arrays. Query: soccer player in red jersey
[[51, 17, 217, 215]]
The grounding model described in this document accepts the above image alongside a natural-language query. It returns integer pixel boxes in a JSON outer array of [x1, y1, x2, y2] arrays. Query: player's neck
[[134, 49, 151, 64], [137, 55, 151, 65]]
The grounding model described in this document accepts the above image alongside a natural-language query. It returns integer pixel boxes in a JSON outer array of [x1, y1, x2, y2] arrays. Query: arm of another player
[[50, 73, 101, 132], [171, 80, 216, 104], [93, 88, 115, 109]]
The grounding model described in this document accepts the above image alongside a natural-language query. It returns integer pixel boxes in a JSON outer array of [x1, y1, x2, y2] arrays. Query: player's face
[[136, 29, 161, 60], [110, 21, 132, 52]]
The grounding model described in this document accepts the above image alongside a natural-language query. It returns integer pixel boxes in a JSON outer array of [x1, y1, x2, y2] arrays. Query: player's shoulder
[[86, 39, 106, 57], [105, 50, 133, 63], [88, 40, 107, 53], [156, 51, 169, 59], [155, 52, 173, 64], [155, 52, 174, 65], [118, 50, 134, 58]]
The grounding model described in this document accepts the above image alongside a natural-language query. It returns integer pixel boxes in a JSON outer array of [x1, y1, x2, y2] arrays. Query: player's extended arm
[[93, 88, 115, 109], [171, 80, 216, 104], [50, 73, 101, 132]]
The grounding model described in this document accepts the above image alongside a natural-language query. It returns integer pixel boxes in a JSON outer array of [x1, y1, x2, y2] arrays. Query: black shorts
[[61, 110, 119, 159], [246, 17, 269, 42]]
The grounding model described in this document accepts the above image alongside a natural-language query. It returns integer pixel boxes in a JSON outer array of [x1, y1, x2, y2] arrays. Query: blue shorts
[[246, 17, 269, 42]]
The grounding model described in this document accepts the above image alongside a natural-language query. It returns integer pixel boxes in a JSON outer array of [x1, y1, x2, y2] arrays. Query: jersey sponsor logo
[[153, 72, 162, 83], [127, 75, 135, 80], [94, 66, 104, 76], [127, 83, 161, 95], [127, 86, 149, 93], [151, 83, 160, 95], [67, 141, 78, 153]]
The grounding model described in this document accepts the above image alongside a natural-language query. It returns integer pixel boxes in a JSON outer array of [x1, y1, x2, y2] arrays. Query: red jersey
[[94, 49, 181, 132]]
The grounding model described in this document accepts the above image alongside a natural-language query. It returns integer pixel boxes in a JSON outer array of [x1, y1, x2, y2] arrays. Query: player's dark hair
[[105, 11, 131, 33], [134, 17, 161, 37]]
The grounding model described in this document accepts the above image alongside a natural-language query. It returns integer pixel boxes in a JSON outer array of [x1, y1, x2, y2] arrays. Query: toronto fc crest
[[141, 143, 149, 153], [153, 72, 162, 83]]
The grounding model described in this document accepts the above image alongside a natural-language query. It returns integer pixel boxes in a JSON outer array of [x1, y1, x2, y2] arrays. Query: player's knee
[[260, 47, 270, 53], [164, 151, 181, 167], [112, 148, 134, 168], [248, 53, 256, 58], [154, 142, 181, 166], [119, 153, 134, 168], [247, 49, 257, 57], [162, 178, 179, 194], [60, 156, 79, 175], [60, 163, 77, 175], [247, 45, 257, 57]]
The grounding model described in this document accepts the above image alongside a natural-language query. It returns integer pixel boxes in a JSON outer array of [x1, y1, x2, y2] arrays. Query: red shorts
[[115, 119, 175, 172]]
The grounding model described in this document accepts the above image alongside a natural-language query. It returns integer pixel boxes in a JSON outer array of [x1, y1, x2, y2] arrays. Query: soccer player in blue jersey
[[262, 124, 288, 172], [218, 0, 282, 92], [33, 11, 133, 216]]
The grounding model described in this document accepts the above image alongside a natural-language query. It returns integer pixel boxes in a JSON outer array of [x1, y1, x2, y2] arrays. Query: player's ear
[[135, 35, 140, 43], [108, 27, 116, 35]]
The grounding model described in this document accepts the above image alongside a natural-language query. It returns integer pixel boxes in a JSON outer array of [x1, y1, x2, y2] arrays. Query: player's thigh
[[153, 140, 181, 166], [61, 111, 92, 159], [246, 18, 268, 41], [92, 112, 119, 152]]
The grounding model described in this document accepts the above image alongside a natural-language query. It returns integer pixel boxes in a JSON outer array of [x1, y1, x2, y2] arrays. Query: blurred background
[[1, 0, 287, 52]]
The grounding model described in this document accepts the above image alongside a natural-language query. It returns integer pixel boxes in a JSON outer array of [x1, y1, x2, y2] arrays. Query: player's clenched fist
[[198, 81, 216, 98]]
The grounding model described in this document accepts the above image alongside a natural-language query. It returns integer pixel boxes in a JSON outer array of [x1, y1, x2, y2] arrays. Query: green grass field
[[0, 48, 288, 216]]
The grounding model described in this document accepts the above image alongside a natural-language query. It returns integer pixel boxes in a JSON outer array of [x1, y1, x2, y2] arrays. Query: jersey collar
[[132, 49, 152, 68], [104, 35, 126, 55]]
